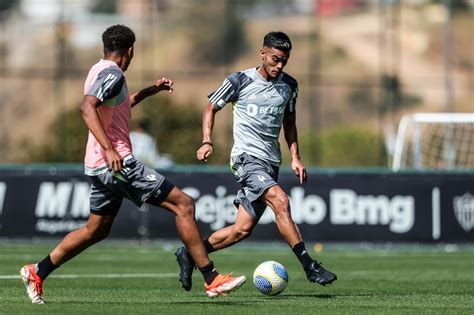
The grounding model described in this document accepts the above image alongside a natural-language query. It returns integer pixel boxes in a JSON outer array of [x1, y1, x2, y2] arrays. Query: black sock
[[199, 261, 218, 285], [292, 242, 313, 271], [203, 239, 216, 254], [36, 255, 58, 280]]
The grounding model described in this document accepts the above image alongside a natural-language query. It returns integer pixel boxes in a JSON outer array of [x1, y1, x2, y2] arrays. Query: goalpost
[[392, 113, 474, 171]]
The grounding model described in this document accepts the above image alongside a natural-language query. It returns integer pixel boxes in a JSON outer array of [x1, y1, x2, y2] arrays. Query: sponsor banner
[[0, 169, 472, 242]]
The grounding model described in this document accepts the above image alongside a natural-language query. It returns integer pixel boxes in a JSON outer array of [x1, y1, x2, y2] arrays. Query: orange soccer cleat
[[20, 264, 44, 304], [204, 273, 246, 298]]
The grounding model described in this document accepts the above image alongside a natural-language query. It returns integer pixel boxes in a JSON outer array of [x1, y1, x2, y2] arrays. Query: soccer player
[[175, 31, 336, 291], [20, 24, 245, 304]]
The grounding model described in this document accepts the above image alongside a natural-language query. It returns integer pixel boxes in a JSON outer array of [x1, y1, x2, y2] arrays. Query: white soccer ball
[[253, 261, 288, 296]]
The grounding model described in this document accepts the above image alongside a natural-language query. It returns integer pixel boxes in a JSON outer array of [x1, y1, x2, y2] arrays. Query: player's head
[[263, 31, 292, 52], [102, 24, 136, 71], [260, 31, 292, 79]]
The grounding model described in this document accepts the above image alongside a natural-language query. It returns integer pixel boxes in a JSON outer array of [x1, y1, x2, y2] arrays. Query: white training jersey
[[208, 67, 298, 165]]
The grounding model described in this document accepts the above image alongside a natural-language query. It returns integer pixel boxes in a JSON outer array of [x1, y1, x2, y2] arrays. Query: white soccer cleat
[[20, 264, 45, 304], [204, 273, 246, 298]]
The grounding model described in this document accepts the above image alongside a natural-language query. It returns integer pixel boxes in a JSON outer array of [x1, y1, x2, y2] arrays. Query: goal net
[[392, 113, 474, 171]]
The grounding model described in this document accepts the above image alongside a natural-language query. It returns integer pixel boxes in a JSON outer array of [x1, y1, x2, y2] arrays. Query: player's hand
[[105, 148, 123, 172], [155, 77, 174, 94], [197, 143, 213, 162], [291, 157, 307, 185]]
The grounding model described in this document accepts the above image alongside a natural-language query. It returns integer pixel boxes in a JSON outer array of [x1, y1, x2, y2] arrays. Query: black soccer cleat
[[306, 261, 337, 286], [175, 246, 196, 291]]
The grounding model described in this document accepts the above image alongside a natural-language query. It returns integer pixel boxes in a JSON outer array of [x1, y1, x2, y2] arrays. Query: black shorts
[[89, 156, 174, 216]]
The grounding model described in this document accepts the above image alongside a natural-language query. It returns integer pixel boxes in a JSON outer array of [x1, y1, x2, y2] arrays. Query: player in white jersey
[[175, 31, 337, 291]]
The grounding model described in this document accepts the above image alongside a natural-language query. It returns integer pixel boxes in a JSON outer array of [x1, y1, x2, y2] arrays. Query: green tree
[[179, 0, 248, 66], [90, 0, 117, 14], [348, 74, 421, 116], [24, 96, 221, 165], [0, 0, 19, 21]]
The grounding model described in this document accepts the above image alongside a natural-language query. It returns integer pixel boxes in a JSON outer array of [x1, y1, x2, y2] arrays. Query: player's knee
[[176, 195, 195, 218], [273, 194, 290, 214]]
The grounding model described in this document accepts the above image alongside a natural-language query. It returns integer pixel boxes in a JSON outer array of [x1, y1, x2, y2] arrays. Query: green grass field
[[1, 242, 473, 314]]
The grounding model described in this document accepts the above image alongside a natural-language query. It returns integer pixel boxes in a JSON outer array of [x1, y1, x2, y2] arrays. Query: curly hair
[[102, 24, 136, 54], [263, 31, 292, 52]]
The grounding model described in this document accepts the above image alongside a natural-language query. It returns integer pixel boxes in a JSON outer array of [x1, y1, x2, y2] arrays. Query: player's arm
[[129, 77, 174, 107], [283, 112, 307, 184], [79, 95, 122, 172], [197, 102, 219, 162]]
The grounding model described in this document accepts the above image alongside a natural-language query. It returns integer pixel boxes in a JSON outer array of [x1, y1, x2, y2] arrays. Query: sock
[[199, 261, 218, 285], [203, 239, 216, 254], [292, 242, 313, 271], [36, 255, 59, 280]]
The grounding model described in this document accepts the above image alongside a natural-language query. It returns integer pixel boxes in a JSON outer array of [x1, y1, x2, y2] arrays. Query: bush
[[298, 126, 387, 167], [134, 96, 204, 164], [25, 107, 88, 163]]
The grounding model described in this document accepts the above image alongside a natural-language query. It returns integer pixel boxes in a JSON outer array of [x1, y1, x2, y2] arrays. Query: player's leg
[[262, 185, 337, 286], [262, 184, 302, 246], [159, 187, 210, 268], [20, 213, 116, 304], [205, 205, 257, 250], [20, 172, 122, 304], [49, 213, 115, 265], [175, 153, 270, 291], [156, 186, 245, 297], [174, 196, 261, 291]]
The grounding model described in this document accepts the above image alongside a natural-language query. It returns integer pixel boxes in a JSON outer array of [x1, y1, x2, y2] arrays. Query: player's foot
[[205, 273, 246, 298], [175, 246, 195, 291], [20, 264, 44, 304], [306, 261, 337, 286]]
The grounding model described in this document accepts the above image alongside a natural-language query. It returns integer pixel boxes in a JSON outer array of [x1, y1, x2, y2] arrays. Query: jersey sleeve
[[208, 72, 252, 110], [282, 73, 298, 114], [86, 67, 125, 104]]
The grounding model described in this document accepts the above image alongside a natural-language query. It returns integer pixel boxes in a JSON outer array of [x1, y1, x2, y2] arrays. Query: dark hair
[[263, 31, 292, 52], [102, 24, 136, 54]]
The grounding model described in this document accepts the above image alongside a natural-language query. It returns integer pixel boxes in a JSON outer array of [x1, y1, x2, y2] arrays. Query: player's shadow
[[164, 301, 255, 306], [276, 293, 335, 299], [54, 300, 253, 306]]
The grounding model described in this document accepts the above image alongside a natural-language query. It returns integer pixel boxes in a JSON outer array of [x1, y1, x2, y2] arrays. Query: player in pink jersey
[[20, 25, 245, 304]]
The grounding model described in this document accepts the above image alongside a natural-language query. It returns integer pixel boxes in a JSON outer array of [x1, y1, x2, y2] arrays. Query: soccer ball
[[253, 261, 288, 296]]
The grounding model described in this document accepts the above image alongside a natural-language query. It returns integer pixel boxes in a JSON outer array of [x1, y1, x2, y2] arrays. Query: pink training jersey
[[83, 59, 132, 175]]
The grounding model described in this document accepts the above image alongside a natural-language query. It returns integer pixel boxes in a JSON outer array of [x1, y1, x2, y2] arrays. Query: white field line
[[0, 272, 177, 280]]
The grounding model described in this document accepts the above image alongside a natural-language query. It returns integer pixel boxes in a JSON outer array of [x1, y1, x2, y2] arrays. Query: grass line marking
[[0, 272, 177, 280]]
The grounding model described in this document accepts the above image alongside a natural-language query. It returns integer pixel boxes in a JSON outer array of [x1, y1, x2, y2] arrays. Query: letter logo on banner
[[184, 186, 237, 230], [330, 189, 414, 233], [453, 193, 474, 232], [34, 181, 90, 234], [289, 187, 326, 225], [35, 182, 72, 217], [35, 182, 90, 218]]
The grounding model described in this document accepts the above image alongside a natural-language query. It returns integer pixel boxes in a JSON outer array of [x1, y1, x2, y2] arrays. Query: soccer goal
[[392, 113, 474, 171]]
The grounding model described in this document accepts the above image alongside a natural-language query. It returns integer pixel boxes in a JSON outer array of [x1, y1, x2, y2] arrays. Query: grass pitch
[[1, 241, 473, 314]]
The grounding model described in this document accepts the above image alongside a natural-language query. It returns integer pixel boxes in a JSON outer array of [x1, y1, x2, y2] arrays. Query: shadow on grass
[[281, 293, 335, 299], [46, 300, 257, 306]]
